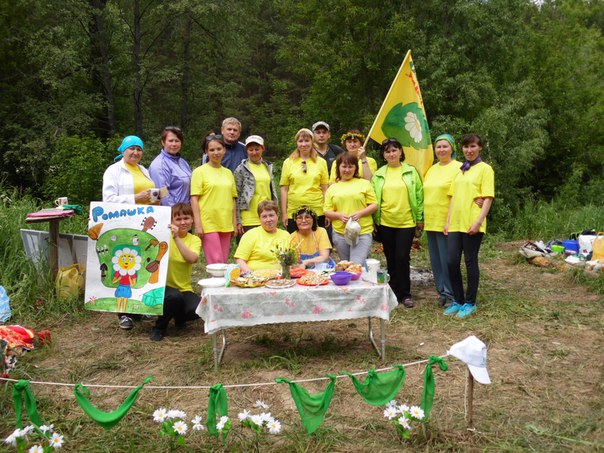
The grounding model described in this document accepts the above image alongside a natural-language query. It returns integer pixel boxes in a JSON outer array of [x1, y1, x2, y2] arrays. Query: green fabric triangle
[[12, 380, 44, 429], [74, 376, 152, 429], [343, 365, 405, 406], [206, 384, 228, 438], [420, 356, 448, 419], [275, 375, 336, 434]]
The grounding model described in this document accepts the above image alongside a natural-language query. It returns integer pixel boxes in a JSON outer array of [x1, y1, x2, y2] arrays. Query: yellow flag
[[367, 50, 433, 177]]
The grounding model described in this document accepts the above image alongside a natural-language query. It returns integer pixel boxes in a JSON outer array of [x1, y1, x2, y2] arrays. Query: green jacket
[[371, 163, 424, 226]]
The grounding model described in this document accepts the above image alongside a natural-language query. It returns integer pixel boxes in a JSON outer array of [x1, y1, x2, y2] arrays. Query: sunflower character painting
[[85, 202, 171, 315]]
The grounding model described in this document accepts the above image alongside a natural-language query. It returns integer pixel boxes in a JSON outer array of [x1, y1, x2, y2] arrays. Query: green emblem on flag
[[381, 102, 431, 149]]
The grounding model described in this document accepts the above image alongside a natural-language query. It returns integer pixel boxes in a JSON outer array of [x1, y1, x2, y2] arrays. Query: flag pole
[[363, 49, 412, 149]]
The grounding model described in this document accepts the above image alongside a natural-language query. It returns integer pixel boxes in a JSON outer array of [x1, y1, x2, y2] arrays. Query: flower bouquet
[[382, 400, 425, 440], [272, 244, 299, 279]]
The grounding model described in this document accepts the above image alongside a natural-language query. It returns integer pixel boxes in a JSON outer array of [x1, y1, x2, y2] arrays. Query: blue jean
[[332, 232, 373, 265], [426, 231, 454, 301]]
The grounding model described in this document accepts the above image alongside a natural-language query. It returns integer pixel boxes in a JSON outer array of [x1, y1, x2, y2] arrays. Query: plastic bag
[[578, 234, 596, 258], [55, 264, 85, 299], [344, 218, 361, 246], [0, 286, 10, 323]]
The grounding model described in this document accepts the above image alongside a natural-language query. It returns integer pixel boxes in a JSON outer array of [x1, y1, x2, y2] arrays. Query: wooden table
[[25, 209, 75, 278], [195, 279, 399, 370]]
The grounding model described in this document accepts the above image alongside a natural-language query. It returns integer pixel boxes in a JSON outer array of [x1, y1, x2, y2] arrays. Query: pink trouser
[[202, 232, 232, 264]]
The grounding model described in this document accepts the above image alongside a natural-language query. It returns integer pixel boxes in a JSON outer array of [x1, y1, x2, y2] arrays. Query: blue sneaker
[[456, 303, 476, 318], [443, 302, 462, 315]]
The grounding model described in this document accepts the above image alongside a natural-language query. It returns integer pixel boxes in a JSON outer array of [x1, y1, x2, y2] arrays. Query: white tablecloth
[[195, 280, 398, 334]]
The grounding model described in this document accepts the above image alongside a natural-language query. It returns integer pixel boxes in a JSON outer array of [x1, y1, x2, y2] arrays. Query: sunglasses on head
[[205, 134, 224, 142], [381, 138, 401, 147], [164, 126, 182, 133]]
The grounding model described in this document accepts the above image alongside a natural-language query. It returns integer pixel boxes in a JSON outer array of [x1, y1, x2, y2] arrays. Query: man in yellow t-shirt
[[150, 203, 201, 341]]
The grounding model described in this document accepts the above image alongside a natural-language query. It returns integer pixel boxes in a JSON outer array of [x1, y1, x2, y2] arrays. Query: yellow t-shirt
[[191, 165, 237, 233], [447, 162, 495, 233], [166, 233, 201, 292], [329, 157, 378, 182], [241, 162, 271, 227], [125, 163, 154, 204], [290, 227, 331, 256], [324, 178, 377, 235], [423, 161, 461, 232], [280, 157, 328, 215], [234, 227, 292, 271], [380, 165, 415, 228]]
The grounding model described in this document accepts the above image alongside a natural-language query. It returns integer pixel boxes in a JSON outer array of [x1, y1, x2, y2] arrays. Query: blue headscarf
[[115, 135, 144, 162], [434, 134, 457, 160]]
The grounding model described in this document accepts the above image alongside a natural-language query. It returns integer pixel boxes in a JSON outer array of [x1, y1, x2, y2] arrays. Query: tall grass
[[0, 190, 86, 324], [494, 200, 604, 241]]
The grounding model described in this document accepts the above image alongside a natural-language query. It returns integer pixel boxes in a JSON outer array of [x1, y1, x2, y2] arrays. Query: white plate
[[198, 278, 226, 288]]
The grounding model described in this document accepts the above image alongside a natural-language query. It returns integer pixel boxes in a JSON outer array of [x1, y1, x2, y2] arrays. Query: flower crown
[[340, 132, 365, 144]]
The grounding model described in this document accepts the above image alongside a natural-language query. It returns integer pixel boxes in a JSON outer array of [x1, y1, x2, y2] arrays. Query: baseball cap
[[447, 336, 491, 384], [312, 121, 330, 131], [245, 135, 264, 146]]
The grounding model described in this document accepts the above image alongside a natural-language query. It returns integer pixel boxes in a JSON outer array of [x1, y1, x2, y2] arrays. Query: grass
[[1, 192, 604, 451]]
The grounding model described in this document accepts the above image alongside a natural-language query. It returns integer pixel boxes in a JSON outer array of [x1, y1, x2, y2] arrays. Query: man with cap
[[202, 117, 247, 173], [233, 135, 279, 235], [312, 121, 344, 171]]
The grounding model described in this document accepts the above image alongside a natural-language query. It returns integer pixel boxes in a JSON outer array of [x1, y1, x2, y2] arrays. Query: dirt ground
[[14, 241, 604, 451]]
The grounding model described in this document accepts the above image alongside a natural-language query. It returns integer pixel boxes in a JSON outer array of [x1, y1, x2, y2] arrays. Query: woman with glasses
[[325, 152, 378, 265], [329, 129, 377, 182], [280, 128, 329, 233], [290, 206, 335, 270], [149, 126, 192, 206], [423, 134, 461, 307], [371, 138, 424, 308], [234, 135, 279, 235], [190, 135, 237, 264], [443, 134, 494, 318]]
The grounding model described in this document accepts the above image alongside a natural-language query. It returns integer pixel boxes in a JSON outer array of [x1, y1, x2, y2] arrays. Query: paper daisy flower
[[268, 419, 282, 434], [167, 409, 187, 420], [29, 446, 44, 453], [250, 414, 263, 427], [4, 429, 21, 446], [193, 422, 205, 431], [409, 406, 425, 420], [21, 425, 35, 436], [153, 408, 168, 422], [50, 432, 64, 449], [383, 406, 398, 420], [259, 412, 274, 425], [398, 416, 412, 430], [385, 399, 398, 408], [397, 404, 410, 414], [172, 421, 188, 435], [216, 420, 226, 431], [39, 424, 53, 434], [404, 111, 423, 143], [191, 415, 203, 425], [255, 400, 269, 409], [238, 409, 251, 421]]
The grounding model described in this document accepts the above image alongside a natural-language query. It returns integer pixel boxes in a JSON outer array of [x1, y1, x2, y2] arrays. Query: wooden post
[[48, 218, 60, 280], [466, 368, 475, 428]]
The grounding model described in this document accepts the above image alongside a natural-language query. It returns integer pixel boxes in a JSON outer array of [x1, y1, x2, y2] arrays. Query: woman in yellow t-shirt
[[150, 203, 201, 342], [444, 134, 494, 319], [235, 201, 291, 273], [324, 153, 378, 265], [329, 129, 377, 182], [371, 138, 423, 308], [423, 134, 461, 307], [190, 135, 237, 264], [280, 128, 329, 233], [289, 206, 334, 269]]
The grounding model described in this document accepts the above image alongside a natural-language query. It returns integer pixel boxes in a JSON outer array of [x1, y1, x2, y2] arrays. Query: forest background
[[0, 0, 603, 234]]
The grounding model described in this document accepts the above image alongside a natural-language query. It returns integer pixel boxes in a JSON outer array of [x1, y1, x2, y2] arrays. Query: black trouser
[[379, 225, 416, 301], [447, 232, 484, 305], [154, 286, 200, 332], [286, 215, 326, 233]]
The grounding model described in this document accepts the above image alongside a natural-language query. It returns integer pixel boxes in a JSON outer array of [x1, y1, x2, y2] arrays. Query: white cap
[[447, 336, 491, 384], [312, 121, 330, 131], [245, 135, 264, 147]]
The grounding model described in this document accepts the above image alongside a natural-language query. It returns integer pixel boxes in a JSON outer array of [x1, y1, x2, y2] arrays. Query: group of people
[[101, 116, 494, 340]]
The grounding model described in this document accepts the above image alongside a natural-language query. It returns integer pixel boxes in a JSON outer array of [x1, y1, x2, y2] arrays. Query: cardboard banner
[[84, 202, 171, 315]]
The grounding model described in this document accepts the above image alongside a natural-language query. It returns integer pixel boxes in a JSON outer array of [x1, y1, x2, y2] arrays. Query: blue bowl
[[330, 271, 353, 286]]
